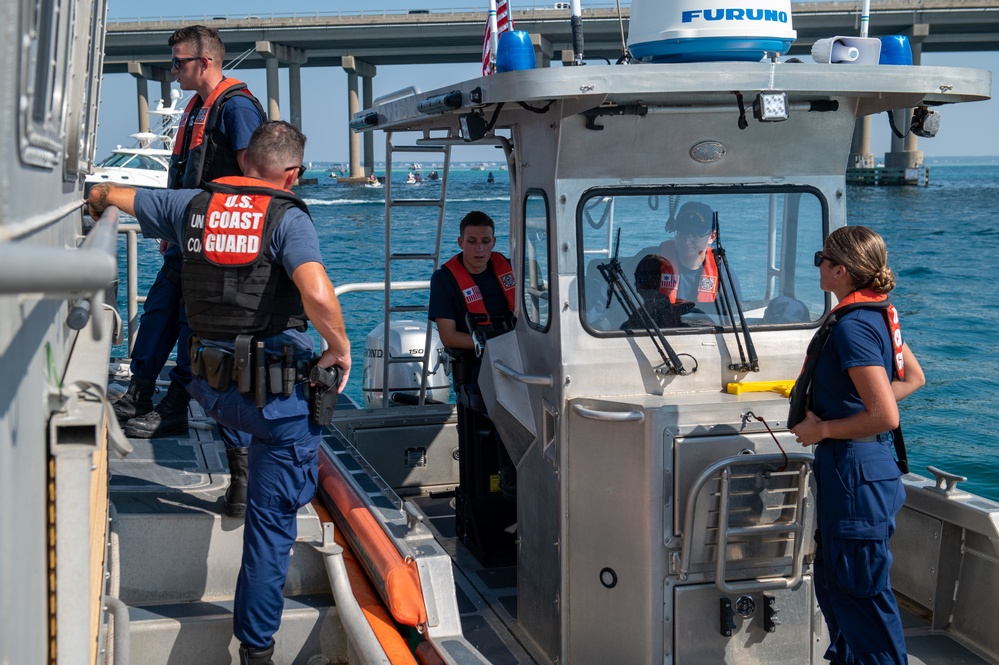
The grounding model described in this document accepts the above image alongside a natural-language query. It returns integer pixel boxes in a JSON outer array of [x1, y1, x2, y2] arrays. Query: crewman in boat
[[429, 211, 518, 554], [88, 121, 351, 665], [113, 25, 265, 516], [646, 201, 725, 304]]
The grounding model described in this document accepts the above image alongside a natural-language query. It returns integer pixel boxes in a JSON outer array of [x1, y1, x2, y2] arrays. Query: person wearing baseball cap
[[649, 201, 724, 305]]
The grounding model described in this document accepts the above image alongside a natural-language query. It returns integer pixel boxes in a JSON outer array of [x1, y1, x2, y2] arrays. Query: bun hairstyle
[[824, 226, 896, 295]]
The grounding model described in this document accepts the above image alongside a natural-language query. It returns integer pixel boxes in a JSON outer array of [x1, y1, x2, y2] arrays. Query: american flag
[[481, 0, 513, 76]]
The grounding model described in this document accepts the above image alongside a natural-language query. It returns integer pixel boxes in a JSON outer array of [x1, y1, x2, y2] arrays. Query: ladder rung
[[390, 253, 437, 261], [389, 199, 444, 208], [727, 522, 801, 538], [389, 305, 428, 313]]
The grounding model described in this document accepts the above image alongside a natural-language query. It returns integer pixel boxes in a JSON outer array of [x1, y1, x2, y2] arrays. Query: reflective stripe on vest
[[443, 252, 516, 316]]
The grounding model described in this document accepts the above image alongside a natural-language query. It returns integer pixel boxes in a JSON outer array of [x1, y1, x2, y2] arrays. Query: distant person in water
[[790, 225, 924, 665]]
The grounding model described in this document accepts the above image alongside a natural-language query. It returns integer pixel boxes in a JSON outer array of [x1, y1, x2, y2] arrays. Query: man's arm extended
[[292, 261, 352, 392], [87, 183, 138, 219]]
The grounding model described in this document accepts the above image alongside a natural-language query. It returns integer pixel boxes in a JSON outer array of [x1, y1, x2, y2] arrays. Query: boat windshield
[[578, 188, 827, 334], [100, 152, 167, 171]]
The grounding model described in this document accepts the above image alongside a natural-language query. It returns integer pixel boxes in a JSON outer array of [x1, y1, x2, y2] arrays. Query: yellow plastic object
[[726, 380, 796, 398]]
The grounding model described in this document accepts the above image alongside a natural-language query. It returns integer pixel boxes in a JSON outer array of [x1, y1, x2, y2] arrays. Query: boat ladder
[[677, 452, 815, 594], [380, 132, 452, 408]]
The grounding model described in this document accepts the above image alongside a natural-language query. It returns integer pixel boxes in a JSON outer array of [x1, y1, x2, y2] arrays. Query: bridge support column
[[849, 117, 874, 168], [255, 41, 308, 122], [341, 56, 376, 183], [531, 33, 553, 68], [289, 63, 302, 129], [160, 80, 173, 110], [264, 57, 280, 120], [134, 75, 150, 134], [128, 63, 173, 134], [884, 25, 928, 170]]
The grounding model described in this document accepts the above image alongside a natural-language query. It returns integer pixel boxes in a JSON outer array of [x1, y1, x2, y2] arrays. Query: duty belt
[[188, 333, 314, 405]]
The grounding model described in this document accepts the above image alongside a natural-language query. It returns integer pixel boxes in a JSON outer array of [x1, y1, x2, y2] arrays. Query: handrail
[[0, 205, 118, 296], [571, 403, 644, 422], [373, 86, 421, 105], [678, 452, 814, 594], [313, 523, 392, 665], [334, 280, 430, 298], [494, 360, 554, 387]]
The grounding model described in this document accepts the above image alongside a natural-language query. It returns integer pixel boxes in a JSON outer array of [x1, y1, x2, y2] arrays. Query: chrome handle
[[493, 360, 554, 386], [571, 404, 645, 423]]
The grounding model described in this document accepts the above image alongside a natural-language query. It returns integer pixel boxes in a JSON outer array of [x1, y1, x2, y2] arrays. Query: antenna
[[570, 0, 585, 65]]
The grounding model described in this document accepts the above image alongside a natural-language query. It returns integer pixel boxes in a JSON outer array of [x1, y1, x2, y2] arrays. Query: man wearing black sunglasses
[[167, 25, 266, 190], [113, 26, 266, 520]]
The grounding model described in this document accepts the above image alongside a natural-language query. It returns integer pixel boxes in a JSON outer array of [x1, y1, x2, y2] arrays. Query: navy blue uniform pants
[[187, 378, 320, 649], [130, 247, 192, 387], [813, 438, 908, 665]]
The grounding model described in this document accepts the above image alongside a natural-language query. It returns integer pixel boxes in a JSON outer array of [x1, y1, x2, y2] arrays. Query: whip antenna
[[570, 0, 585, 65]]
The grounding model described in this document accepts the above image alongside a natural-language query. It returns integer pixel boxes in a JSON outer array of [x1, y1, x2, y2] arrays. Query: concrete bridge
[[105, 0, 999, 177]]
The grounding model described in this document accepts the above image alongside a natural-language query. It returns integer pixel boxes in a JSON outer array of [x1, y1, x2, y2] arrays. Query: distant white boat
[[86, 89, 183, 192]]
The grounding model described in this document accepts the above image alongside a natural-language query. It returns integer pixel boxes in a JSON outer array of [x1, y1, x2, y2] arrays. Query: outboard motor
[[361, 320, 449, 408]]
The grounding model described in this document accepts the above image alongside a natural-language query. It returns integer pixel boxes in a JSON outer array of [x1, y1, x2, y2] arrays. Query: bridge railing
[[107, 2, 623, 25]]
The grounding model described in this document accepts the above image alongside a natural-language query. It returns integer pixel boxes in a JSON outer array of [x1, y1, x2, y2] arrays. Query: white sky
[[97, 0, 999, 162]]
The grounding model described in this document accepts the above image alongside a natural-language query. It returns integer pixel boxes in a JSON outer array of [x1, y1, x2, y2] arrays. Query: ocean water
[[115, 162, 999, 501]]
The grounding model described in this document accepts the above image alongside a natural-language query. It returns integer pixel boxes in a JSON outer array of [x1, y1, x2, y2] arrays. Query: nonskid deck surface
[[409, 493, 538, 664]]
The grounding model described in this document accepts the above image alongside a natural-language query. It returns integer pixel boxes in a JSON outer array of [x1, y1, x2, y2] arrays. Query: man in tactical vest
[[113, 25, 265, 516], [89, 121, 350, 665]]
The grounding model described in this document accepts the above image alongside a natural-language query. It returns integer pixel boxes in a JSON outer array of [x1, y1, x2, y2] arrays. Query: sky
[[97, 0, 999, 163]]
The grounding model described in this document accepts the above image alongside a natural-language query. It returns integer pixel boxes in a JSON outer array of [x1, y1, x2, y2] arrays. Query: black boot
[[224, 447, 249, 518], [112, 376, 155, 423], [239, 640, 275, 665], [123, 380, 190, 438]]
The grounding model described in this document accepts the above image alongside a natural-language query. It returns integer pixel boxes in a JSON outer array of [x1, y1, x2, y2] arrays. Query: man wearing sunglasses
[[89, 122, 349, 665], [113, 25, 266, 519], [167, 25, 266, 189]]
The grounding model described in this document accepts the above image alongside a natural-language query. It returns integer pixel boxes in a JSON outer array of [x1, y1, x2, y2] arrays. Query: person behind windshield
[[634, 201, 741, 312]]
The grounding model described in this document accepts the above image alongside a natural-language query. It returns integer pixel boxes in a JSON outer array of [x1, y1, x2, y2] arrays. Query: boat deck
[[106, 364, 994, 664]]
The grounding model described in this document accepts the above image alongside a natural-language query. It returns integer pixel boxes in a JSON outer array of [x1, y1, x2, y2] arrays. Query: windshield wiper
[[598, 228, 689, 376], [713, 214, 759, 372]]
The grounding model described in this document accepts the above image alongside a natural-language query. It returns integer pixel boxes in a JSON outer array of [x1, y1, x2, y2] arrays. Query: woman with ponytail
[[791, 225, 924, 665]]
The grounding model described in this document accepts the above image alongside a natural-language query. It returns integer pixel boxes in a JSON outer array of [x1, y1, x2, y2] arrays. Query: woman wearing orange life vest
[[790, 226, 924, 665]]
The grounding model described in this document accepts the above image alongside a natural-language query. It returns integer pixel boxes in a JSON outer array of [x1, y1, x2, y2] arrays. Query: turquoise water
[[115, 162, 999, 501]]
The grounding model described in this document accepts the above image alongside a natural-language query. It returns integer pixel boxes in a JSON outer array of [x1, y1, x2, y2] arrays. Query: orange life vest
[[788, 287, 905, 429], [443, 252, 516, 318], [169, 78, 264, 189], [655, 240, 719, 303]]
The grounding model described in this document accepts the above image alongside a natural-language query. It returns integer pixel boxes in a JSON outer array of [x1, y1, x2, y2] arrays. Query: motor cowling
[[362, 320, 450, 408]]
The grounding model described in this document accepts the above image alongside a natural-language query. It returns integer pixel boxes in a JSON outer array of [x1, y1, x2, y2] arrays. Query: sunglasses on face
[[814, 251, 834, 267], [171, 56, 209, 69], [284, 164, 307, 178]]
